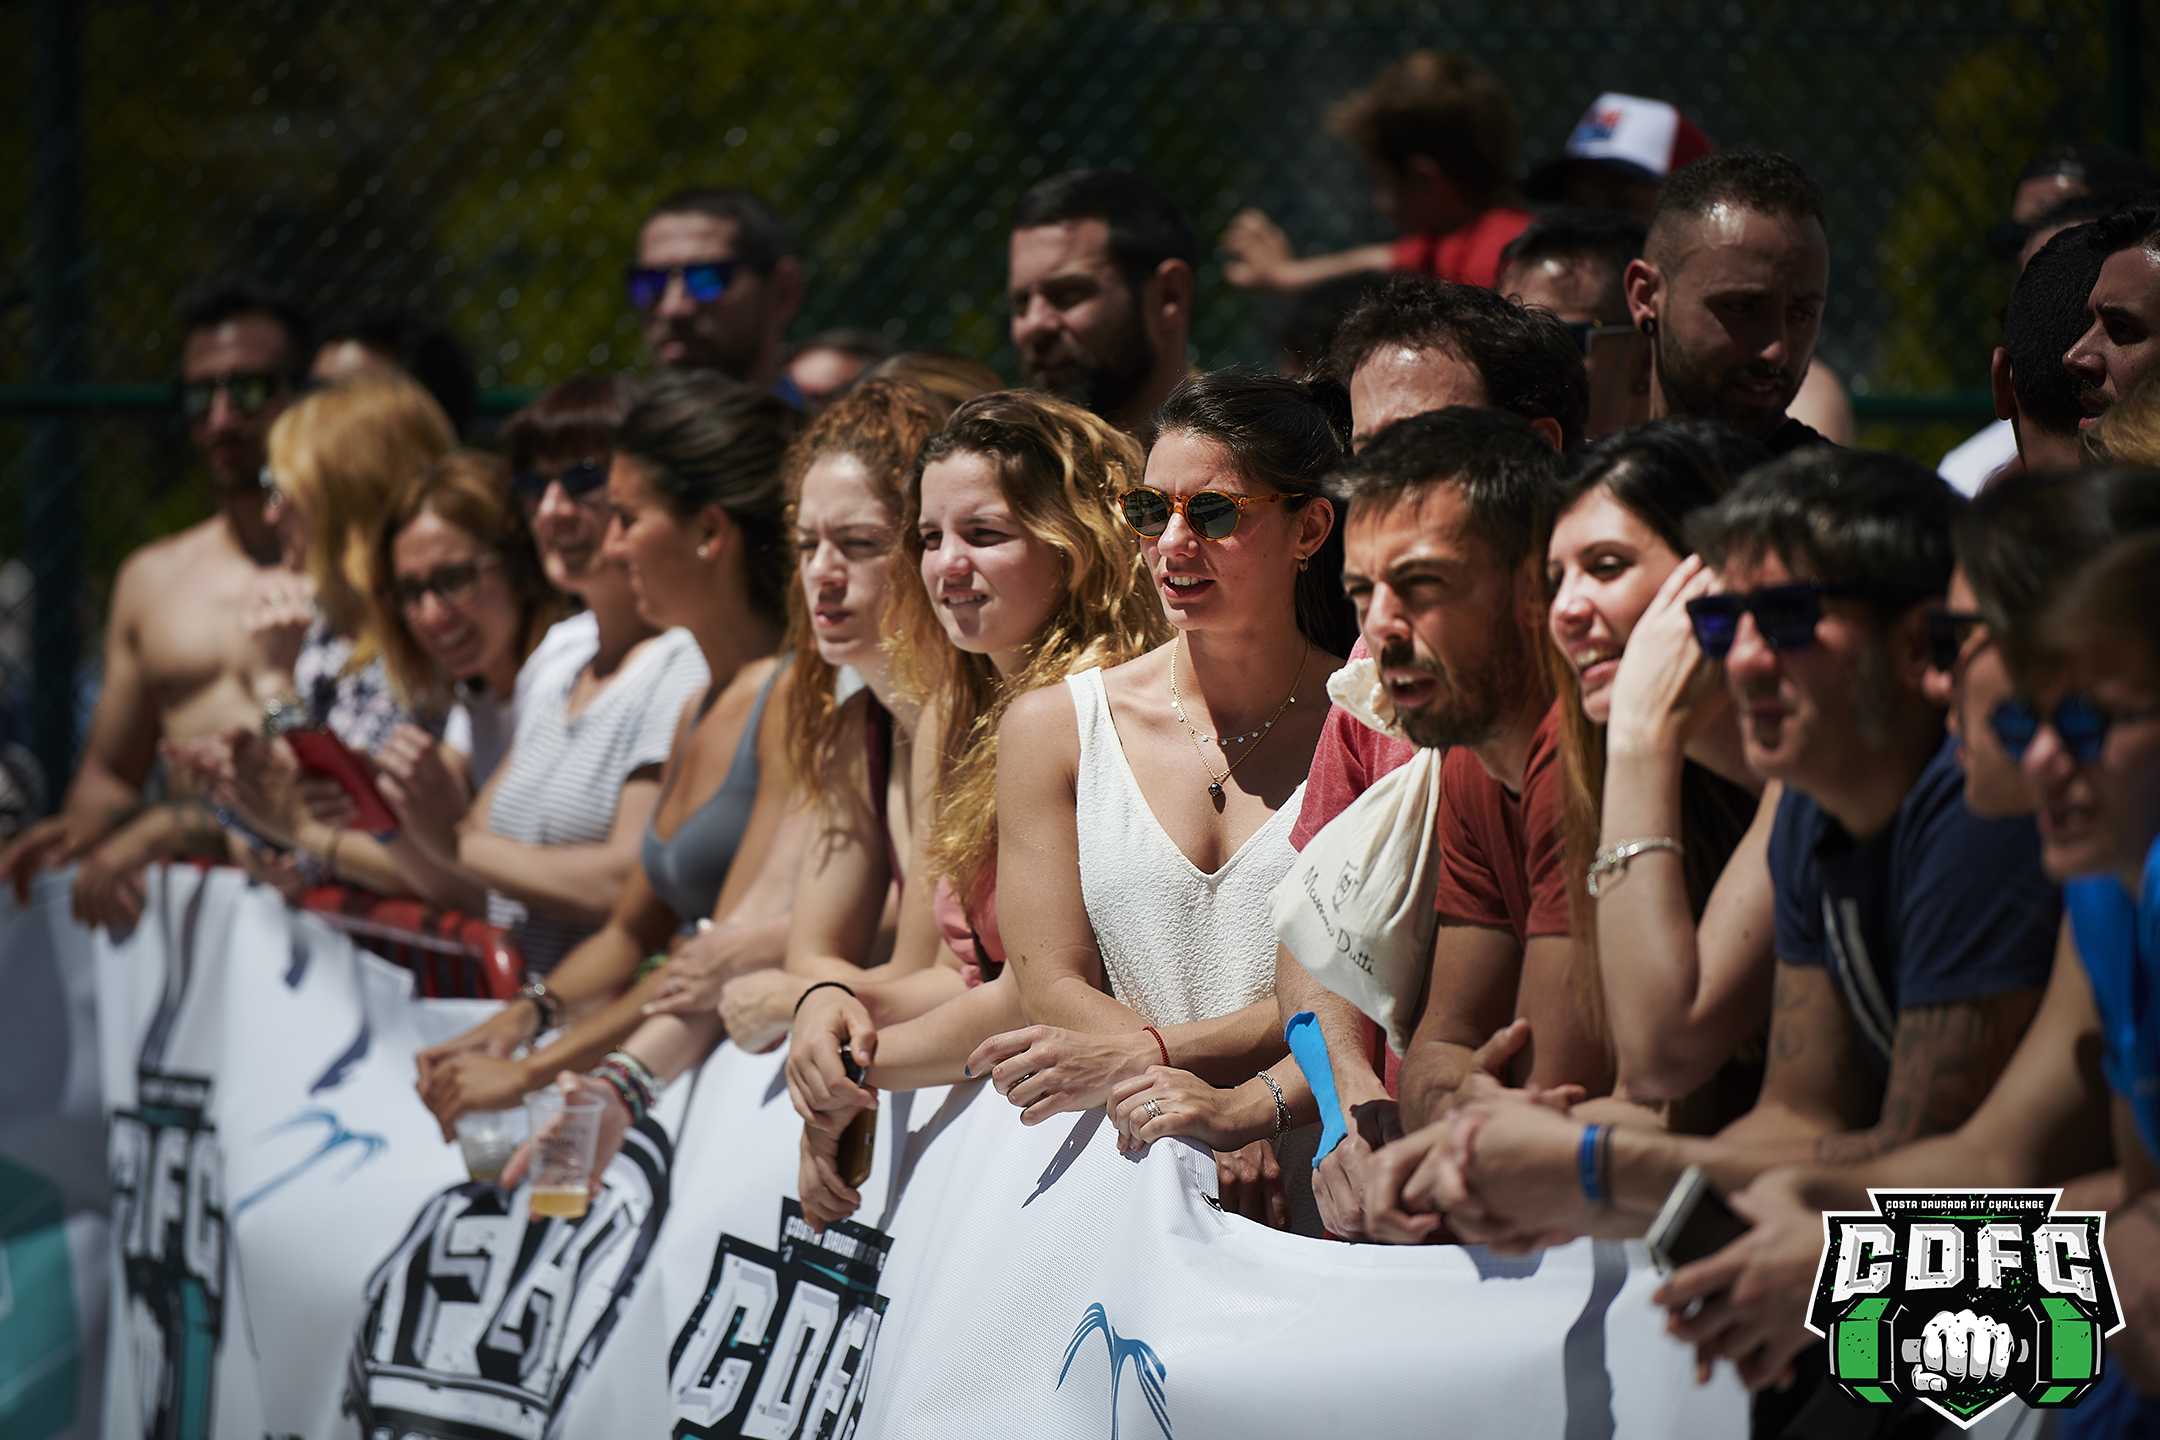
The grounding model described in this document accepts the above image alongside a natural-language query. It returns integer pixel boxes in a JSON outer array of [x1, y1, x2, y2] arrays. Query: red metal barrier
[[297, 884, 526, 1000]]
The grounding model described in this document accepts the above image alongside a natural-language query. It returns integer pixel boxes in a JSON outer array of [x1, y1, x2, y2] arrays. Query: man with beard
[[1007, 168, 1195, 441], [1378, 452, 2057, 1280], [1623, 150, 1832, 452], [1327, 408, 1611, 1162], [2064, 203, 2160, 433], [3, 279, 309, 930], [631, 187, 804, 395]]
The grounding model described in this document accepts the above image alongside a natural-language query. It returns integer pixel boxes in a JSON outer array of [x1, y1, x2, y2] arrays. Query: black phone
[[1645, 1166, 1751, 1275]]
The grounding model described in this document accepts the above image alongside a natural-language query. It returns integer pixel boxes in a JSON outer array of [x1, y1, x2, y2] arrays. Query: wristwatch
[[517, 977, 561, 1034]]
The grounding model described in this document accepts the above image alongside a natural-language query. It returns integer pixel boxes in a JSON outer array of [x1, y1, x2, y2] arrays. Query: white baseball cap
[[1527, 93, 1715, 197]]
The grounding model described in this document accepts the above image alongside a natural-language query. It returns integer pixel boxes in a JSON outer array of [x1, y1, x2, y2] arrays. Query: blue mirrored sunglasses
[[1989, 694, 2160, 765], [625, 260, 738, 311]]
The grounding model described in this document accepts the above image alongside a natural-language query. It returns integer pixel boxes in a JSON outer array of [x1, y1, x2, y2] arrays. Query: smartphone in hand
[[285, 728, 400, 839], [1645, 1166, 1751, 1276]]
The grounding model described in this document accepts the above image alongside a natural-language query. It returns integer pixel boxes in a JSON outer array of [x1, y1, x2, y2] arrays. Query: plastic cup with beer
[[524, 1086, 604, 1220], [453, 1105, 528, 1184]]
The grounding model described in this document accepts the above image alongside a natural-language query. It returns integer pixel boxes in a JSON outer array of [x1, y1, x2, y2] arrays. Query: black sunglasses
[[1686, 581, 1930, 661], [512, 459, 609, 510], [1924, 608, 1988, 674], [181, 371, 287, 420], [1990, 694, 2160, 766], [625, 260, 738, 311], [389, 557, 500, 612]]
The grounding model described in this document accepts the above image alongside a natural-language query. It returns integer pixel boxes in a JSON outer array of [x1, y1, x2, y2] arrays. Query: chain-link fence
[[4, 0, 2153, 810]]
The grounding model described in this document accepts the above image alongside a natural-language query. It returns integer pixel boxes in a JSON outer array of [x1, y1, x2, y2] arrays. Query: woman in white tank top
[[978, 370, 1360, 1226]]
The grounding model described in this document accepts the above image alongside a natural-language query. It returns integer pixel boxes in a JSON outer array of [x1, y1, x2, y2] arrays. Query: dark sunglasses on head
[[512, 458, 609, 510], [1989, 694, 2160, 765], [181, 370, 286, 420], [1685, 581, 1930, 661], [1924, 608, 1988, 674], [1118, 486, 1295, 541], [625, 260, 739, 311], [1563, 321, 1638, 356], [389, 557, 499, 613]]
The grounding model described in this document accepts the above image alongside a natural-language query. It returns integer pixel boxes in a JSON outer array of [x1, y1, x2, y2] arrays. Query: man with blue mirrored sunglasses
[[631, 186, 803, 392]]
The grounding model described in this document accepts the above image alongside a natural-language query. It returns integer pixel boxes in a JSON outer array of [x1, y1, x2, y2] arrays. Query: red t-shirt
[[1428, 702, 1570, 943], [1389, 207, 1534, 290]]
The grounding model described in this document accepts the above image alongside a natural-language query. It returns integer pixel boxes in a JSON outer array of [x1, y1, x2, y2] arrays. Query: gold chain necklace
[[1169, 635, 1307, 807]]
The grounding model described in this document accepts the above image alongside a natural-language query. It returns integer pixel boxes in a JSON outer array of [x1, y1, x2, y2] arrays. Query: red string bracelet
[[1143, 1024, 1169, 1068]]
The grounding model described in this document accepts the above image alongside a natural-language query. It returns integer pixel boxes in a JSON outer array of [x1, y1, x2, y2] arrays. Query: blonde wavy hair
[[2082, 364, 2160, 468], [267, 371, 456, 666], [888, 391, 1169, 898], [779, 378, 982, 798]]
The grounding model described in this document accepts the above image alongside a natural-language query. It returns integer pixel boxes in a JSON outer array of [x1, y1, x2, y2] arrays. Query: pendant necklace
[[1170, 635, 1308, 808]]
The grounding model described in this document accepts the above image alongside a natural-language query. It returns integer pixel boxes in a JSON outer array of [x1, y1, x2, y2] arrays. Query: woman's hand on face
[[784, 988, 878, 1127], [967, 1025, 1157, 1126], [1106, 1068, 1262, 1154], [1604, 555, 1729, 755], [718, 970, 810, 1053], [376, 725, 467, 860]]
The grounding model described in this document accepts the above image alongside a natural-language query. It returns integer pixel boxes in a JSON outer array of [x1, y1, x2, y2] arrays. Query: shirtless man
[[2, 280, 310, 933]]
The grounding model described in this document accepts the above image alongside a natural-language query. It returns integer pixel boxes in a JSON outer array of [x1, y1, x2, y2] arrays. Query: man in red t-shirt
[[1274, 282, 1586, 1238], [1221, 50, 1530, 295]]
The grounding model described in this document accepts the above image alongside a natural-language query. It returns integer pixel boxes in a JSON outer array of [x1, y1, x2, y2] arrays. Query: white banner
[[7, 866, 1752, 1438]]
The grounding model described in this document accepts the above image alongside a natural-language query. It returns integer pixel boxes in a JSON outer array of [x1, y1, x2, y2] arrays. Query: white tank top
[[1067, 667, 1305, 1027]]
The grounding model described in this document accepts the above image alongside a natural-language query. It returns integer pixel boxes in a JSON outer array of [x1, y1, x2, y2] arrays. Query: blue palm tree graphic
[[232, 1107, 388, 1216], [1058, 1302, 1172, 1440]]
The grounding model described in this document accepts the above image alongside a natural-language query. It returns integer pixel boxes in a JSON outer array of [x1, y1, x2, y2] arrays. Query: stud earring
[[695, 541, 713, 560]]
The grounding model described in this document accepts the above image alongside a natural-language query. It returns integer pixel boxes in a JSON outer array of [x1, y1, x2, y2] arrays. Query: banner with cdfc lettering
[[15, 865, 1763, 1438]]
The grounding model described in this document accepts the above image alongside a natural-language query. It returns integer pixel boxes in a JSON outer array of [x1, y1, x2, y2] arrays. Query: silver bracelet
[[1585, 836, 1684, 899], [1257, 1071, 1290, 1141]]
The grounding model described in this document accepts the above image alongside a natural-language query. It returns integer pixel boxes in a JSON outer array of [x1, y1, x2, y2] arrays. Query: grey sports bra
[[641, 660, 784, 927]]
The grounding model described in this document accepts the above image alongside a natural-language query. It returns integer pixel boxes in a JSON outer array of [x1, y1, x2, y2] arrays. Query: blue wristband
[[1577, 1124, 1607, 1205]]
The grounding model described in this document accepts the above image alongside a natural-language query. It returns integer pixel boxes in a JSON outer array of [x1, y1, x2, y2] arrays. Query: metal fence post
[[28, 0, 88, 807]]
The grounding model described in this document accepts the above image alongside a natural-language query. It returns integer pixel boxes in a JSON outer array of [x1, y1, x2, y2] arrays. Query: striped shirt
[[483, 614, 708, 975]]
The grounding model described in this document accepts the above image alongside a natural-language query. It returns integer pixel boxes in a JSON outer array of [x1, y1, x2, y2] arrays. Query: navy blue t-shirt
[[1769, 735, 2059, 1077]]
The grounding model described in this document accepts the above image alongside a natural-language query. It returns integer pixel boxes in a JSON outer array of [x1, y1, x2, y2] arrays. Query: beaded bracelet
[[595, 1051, 657, 1126], [593, 1064, 645, 1127]]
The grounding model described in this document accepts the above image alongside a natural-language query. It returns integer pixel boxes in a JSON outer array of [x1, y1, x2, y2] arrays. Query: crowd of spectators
[[11, 48, 2160, 1437]]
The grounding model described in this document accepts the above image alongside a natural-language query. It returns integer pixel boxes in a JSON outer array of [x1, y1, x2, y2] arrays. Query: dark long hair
[[1542, 421, 1767, 1075], [1151, 369, 1359, 655]]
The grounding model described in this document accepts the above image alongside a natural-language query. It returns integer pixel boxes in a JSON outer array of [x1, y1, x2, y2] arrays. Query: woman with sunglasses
[[988, 371, 1356, 1231], [790, 389, 1169, 1227], [369, 380, 711, 977], [417, 372, 809, 1134], [1540, 422, 1783, 1130]]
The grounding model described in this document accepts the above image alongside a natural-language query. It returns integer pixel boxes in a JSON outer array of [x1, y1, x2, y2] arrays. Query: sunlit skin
[[389, 511, 523, 693], [182, 314, 295, 495], [1347, 346, 1489, 452], [1340, 486, 1536, 752], [1135, 430, 1329, 640], [602, 454, 714, 632], [786, 346, 875, 408], [526, 455, 614, 597], [2064, 243, 2160, 428], [1546, 489, 1681, 725], [2019, 656, 2160, 891], [1628, 205, 1829, 440], [915, 452, 1066, 676], [1919, 568, 2025, 820], [794, 453, 897, 672], [1503, 256, 1650, 439], [309, 338, 396, 386]]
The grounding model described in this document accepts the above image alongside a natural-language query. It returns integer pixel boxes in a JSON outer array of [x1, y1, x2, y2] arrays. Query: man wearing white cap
[[1525, 92, 1714, 221]]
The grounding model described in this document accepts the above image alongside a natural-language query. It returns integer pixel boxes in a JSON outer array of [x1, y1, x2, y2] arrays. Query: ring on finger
[[1144, 1097, 1163, 1119]]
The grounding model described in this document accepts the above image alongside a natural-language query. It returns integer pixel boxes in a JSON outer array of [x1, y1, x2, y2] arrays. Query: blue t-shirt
[[1769, 735, 2059, 1079], [2063, 833, 2160, 1166]]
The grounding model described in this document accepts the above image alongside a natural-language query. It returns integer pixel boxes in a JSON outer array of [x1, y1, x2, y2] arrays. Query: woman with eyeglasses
[[788, 389, 1170, 1228], [417, 372, 809, 1134], [981, 371, 1355, 1232], [175, 371, 465, 904], [366, 380, 710, 977], [1540, 421, 1775, 1132]]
